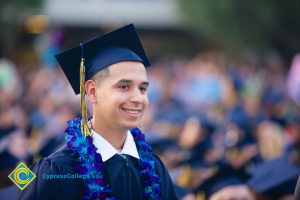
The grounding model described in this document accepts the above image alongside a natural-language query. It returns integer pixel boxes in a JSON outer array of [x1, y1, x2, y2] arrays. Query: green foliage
[[179, 0, 300, 57], [0, 0, 41, 51], [0, 0, 40, 28]]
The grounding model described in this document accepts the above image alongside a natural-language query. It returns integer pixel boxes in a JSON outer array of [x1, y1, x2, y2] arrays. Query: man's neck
[[91, 118, 128, 150]]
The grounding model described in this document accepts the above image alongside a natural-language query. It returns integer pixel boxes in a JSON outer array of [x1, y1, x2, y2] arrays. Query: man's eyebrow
[[141, 81, 149, 86], [115, 79, 149, 86], [116, 79, 132, 84]]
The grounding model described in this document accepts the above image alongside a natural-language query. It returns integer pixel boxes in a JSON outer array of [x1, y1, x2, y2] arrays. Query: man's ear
[[85, 80, 97, 103]]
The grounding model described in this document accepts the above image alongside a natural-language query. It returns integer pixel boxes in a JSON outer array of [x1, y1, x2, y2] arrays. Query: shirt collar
[[91, 129, 140, 162]]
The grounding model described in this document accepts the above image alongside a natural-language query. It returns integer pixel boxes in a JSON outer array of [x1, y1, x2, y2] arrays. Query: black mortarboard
[[190, 137, 214, 162], [55, 24, 150, 95], [150, 138, 181, 155], [248, 156, 300, 198], [195, 163, 250, 198]]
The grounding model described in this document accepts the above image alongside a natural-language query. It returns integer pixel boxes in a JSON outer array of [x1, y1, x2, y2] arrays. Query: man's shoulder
[[41, 145, 77, 172], [153, 154, 164, 166], [152, 154, 169, 174], [48, 145, 73, 160]]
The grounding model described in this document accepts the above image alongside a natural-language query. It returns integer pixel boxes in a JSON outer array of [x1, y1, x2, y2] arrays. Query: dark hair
[[91, 68, 110, 84]]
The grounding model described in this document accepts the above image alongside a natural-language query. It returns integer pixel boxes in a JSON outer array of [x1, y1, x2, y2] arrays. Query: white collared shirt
[[91, 129, 140, 162]]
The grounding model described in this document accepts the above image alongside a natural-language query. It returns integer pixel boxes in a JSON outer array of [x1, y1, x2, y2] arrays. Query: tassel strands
[[79, 43, 92, 137]]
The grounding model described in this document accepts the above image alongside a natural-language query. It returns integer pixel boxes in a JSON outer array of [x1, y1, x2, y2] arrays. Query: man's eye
[[120, 85, 129, 90], [139, 86, 147, 92]]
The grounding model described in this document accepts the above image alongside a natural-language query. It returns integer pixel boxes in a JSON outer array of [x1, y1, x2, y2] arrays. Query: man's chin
[[122, 121, 140, 130]]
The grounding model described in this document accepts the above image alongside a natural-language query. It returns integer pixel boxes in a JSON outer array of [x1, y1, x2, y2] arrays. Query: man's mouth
[[121, 108, 142, 118]]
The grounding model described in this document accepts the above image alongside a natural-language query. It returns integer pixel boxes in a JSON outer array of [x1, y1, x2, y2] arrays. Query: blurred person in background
[[0, 129, 32, 188], [176, 159, 217, 193], [37, 104, 75, 157], [0, 54, 33, 190], [287, 53, 300, 107], [195, 163, 254, 200], [284, 114, 300, 166], [179, 116, 221, 165], [150, 138, 197, 200], [256, 121, 284, 161], [224, 123, 260, 169], [23, 61, 79, 158], [150, 138, 184, 176], [249, 156, 299, 200], [172, 52, 228, 112], [0, 57, 23, 100]]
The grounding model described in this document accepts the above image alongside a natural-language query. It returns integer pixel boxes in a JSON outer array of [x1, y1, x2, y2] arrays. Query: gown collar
[[91, 129, 140, 162]]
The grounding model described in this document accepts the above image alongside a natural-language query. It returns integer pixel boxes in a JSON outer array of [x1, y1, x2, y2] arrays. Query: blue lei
[[65, 117, 161, 200]]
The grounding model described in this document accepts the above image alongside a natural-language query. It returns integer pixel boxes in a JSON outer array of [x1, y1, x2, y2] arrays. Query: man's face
[[92, 61, 149, 131]]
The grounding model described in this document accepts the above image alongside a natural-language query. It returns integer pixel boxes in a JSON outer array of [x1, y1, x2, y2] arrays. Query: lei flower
[[65, 117, 161, 200]]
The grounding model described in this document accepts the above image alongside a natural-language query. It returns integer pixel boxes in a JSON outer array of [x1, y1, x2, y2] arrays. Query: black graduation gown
[[18, 145, 178, 200]]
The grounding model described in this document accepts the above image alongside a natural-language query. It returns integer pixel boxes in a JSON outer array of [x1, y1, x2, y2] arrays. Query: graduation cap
[[189, 137, 214, 162], [248, 156, 300, 198], [149, 138, 181, 155], [55, 24, 150, 137], [195, 163, 251, 198]]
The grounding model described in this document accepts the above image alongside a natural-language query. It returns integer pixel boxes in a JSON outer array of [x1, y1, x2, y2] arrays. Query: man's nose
[[129, 88, 144, 103]]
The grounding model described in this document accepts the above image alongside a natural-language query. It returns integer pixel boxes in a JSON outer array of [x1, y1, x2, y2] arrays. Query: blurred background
[[0, 0, 300, 200]]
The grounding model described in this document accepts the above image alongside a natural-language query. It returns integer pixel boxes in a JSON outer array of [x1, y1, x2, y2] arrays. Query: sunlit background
[[1, 1, 300, 200]]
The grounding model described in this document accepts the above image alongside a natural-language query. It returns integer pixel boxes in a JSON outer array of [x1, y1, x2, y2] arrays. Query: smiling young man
[[18, 24, 178, 200], [88, 61, 149, 150]]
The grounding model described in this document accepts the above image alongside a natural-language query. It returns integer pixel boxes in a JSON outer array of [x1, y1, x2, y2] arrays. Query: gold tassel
[[80, 58, 92, 137]]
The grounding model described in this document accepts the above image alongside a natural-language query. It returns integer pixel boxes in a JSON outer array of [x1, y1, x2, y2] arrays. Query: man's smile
[[121, 108, 142, 118]]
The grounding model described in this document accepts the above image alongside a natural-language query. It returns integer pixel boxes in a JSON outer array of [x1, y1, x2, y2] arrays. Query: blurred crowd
[[0, 36, 300, 199]]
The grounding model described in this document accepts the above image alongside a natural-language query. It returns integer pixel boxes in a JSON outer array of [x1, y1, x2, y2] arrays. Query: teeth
[[128, 110, 138, 114], [123, 109, 140, 115]]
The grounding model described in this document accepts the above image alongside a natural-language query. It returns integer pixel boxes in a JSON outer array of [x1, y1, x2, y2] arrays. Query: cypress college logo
[[8, 162, 36, 190]]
